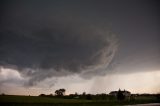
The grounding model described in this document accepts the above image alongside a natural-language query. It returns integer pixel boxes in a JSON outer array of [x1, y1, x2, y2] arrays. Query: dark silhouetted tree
[[55, 88, 66, 96], [39, 94, 46, 97], [82, 92, 86, 96], [117, 89, 125, 101]]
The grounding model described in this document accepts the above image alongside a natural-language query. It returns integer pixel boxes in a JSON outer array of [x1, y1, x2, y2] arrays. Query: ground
[[0, 95, 159, 106]]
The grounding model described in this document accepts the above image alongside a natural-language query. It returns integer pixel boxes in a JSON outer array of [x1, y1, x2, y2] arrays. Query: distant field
[[0, 95, 159, 106]]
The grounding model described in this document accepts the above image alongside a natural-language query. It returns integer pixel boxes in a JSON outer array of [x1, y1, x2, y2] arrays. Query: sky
[[0, 0, 160, 95]]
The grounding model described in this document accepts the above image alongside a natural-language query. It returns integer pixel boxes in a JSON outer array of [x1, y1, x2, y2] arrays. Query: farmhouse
[[109, 89, 131, 97]]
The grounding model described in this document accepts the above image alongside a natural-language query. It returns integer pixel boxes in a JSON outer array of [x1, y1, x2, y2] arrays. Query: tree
[[82, 92, 86, 96], [39, 94, 46, 97], [59, 89, 66, 95], [117, 89, 125, 101], [55, 88, 66, 96]]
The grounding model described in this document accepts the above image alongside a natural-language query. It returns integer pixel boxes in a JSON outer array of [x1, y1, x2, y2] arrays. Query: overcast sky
[[0, 0, 160, 95]]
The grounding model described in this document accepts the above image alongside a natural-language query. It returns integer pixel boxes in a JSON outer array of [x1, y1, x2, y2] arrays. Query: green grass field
[[0, 95, 159, 106]]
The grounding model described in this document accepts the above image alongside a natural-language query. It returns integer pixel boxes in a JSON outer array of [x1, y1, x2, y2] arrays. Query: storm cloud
[[0, 0, 118, 85], [0, 0, 159, 89]]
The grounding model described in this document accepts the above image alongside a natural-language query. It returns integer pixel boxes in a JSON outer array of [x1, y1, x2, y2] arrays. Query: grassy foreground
[[0, 95, 159, 106]]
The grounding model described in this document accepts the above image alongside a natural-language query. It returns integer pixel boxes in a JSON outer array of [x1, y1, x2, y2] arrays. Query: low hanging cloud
[[0, 1, 118, 86], [0, 22, 118, 86]]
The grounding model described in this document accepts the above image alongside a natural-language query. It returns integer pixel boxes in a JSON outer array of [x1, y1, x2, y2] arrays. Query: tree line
[[38, 88, 160, 101], [39, 88, 127, 101]]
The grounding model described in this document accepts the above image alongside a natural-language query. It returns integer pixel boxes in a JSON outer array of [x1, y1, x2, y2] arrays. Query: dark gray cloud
[[0, 0, 118, 85], [0, 0, 160, 87], [0, 24, 117, 85]]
